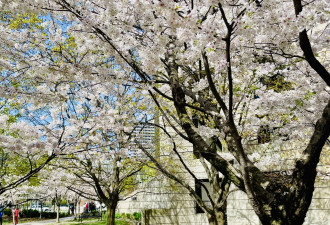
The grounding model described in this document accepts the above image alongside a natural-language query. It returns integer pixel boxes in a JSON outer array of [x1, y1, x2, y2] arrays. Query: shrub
[[40, 211, 69, 218], [59, 212, 70, 218], [41, 211, 57, 218], [19, 209, 39, 218], [3, 208, 11, 217], [10, 210, 71, 219], [116, 212, 141, 221], [132, 212, 141, 221], [91, 210, 99, 216]]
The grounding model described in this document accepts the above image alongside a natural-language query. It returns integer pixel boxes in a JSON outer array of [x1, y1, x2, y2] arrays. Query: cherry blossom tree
[[36, 167, 71, 223], [55, 88, 151, 225], [0, 0, 329, 224], [0, 111, 58, 195], [0, 183, 37, 208], [1, 11, 152, 225], [0, 12, 82, 195], [65, 190, 82, 218], [63, 150, 145, 225], [0, 10, 120, 197]]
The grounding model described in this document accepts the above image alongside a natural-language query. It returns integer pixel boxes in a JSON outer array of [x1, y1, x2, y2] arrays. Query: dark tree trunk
[[208, 208, 227, 225], [105, 201, 117, 225]]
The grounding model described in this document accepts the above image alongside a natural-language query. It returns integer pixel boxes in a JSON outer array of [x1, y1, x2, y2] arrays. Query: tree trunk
[[52, 200, 55, 212], [74, 199, 78, 219], [77, 200, 80, 215], [99, 202, 102, 219], [67, 200, 70, 215], [12, 210, 15, 225], [207, 198, 227, 225], [40, 203, 43, 219], [105, 202, 117, 225], [208, 211, 226, 225], [56, 204, 60, 223]]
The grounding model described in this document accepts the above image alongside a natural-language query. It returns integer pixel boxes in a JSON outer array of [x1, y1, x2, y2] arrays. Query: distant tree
[[54, 86, 150, 225]]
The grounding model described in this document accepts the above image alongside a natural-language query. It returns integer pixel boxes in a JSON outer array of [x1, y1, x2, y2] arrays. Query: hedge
[[3, 208, 70, 219], [115, 212, 141, 221]]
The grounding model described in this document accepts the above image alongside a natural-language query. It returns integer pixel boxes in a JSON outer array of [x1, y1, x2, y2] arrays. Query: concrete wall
[[118, 180, 330, 225], [117, 119, 330, 224]]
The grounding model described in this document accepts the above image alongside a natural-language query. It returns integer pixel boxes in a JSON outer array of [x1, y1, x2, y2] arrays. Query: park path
[[19, 216, 75, 225]]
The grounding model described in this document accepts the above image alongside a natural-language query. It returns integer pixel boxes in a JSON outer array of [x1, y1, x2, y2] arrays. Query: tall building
[[133, 124, 155, 151]]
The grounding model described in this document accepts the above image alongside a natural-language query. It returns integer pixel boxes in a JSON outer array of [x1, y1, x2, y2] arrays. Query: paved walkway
[[19, 216, 75, 225]]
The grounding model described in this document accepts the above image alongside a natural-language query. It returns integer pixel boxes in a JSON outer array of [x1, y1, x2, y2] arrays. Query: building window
[[195, 179, 212, 214]]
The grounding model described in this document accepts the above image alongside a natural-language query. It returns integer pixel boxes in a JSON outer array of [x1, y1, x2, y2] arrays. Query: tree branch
[[292, 0, 330, 86]]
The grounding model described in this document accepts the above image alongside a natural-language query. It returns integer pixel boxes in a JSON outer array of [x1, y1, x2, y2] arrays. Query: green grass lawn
[[2, 216, 56, 225], [1, 215, 133, 225], [2, 218, 130, 225], [48, 219, 131, 225]]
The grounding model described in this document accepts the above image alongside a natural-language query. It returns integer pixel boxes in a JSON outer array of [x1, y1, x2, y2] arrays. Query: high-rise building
[[133, 124, 155, 151]]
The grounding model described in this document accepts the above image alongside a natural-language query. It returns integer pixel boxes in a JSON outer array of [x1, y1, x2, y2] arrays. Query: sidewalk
[[19, 216, 75, 225]]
